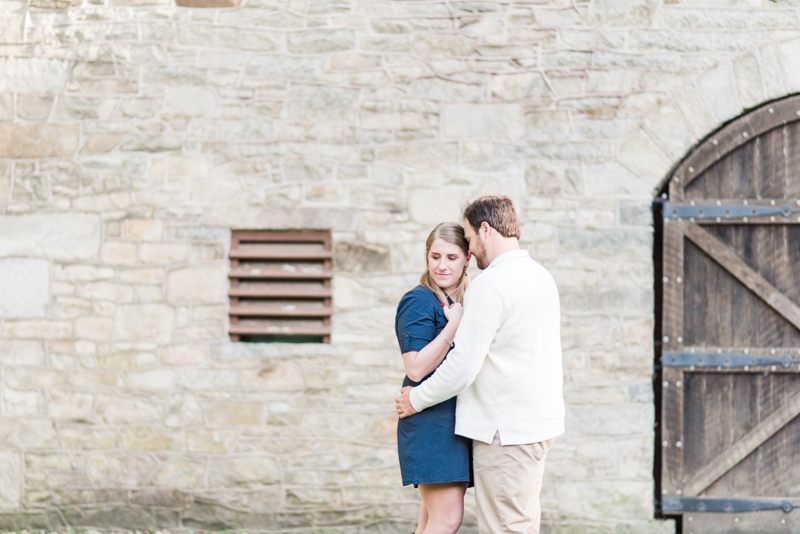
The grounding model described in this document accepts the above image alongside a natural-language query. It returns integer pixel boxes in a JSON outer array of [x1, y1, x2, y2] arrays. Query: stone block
[[590, 0, 657, 27], [0, 213, 101, 261], [3, 388, 38, 417], [412, 34, 475, 57], [526, 111, 571, 143], [443, 103, 524, 141], [80, 282, 134, 302], [201, 400, 266, 425], [101, 241, 137, 266], [406, 187, 463, 224], [16, 95, 53, 121], [378, 144, 458, 169], [0, 57, 69, 94], [556, 480, 653, 521], [287, 85, 359, 123], [696, 62, 740, 122], [48, 389, 94, 421], [349, 183, 404, 212], [759, 43, 787, 101], [0, 258, 50, 319], [240, 364, 305, 389], [164, 87, 219, 117], [0, 124, 78, 159], [120, 426, 182, 451], [0, 340, 45, 365], [672, 85, 717, 139], [583, 162, 650, 196], [123, 219, 164, 241], [207, 456, 280, 488], [642, 103, 693, 159], [245, 56, 325, 81], [60, 427, 117, 450], [284, 160, 332, 182], [567, 404, 653, 436], [2, 320, 72, 340], [490, 72, 552, 101], [118, 97, 162, 119], [178, 25, 279, 51], [359, 110, 420, 130], [167, 264, 227, 303], [96, 395, 161, 425], [88, 452, 157, 487], [151, 460, 205, 488], [177, 368, 237, 389], [618, 129, 671, 180], [288, 30, 356, 53], [126, 368, 176, 389], [0, 418, 59, 449], [780, 39, 800, 93], [75, 316, 113, 341], [187, 428, 238, 453], [113, 304, 175, 343], [54, 97, 117, 121], [334, 242, 392, 273], [162, 344, 206, 365], [414, 77, 483, 101], [140, 243, 189, 264], [84, 133, 121, 153], [0, 451, 20, 510], [190, 118, 272, 141]]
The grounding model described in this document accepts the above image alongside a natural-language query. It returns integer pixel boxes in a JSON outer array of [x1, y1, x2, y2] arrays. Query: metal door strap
[[661, 351, 799, 369], [663, 202, 798, 220], [662, 497, 795, 514]]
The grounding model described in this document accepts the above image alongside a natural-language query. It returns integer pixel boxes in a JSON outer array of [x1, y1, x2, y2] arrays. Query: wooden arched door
[[657, 96, 800, 533]]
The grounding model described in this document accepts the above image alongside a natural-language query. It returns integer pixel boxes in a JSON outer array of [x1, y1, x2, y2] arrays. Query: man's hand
[[395, 386, 417, 418]]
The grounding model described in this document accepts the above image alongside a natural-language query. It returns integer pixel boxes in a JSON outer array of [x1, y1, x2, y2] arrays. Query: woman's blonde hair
[[419, 222, 470, 305]]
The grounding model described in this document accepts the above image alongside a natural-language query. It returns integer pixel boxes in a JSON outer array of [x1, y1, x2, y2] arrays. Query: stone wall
[[1, 0, 799, 532]]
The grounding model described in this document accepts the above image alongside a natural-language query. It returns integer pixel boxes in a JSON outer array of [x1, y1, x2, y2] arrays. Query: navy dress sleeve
[[395, 288, 438, 353]]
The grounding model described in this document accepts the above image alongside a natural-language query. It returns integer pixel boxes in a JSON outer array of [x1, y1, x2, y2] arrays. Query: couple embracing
[[394, 196, 565, 534]]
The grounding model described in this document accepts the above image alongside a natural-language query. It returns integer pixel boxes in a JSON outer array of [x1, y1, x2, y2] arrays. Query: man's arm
[[405, 282, 503, 414]]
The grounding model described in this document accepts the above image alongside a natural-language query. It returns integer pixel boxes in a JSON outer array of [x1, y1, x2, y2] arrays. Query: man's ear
[[480, 221, 491, 238]]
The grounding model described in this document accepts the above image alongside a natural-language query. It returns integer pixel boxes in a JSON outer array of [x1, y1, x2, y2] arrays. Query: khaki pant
[[473, 433, 555, 534]]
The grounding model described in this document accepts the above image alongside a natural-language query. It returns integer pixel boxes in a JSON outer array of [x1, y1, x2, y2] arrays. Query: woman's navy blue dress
[[395, 285, 473, 487]]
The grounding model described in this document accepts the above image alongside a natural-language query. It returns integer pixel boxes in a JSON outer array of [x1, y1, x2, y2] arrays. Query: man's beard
[[473, 238, 489, 270]]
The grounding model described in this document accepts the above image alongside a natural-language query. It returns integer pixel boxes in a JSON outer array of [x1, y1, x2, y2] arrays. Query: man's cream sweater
[[409, 249, 565, 445]]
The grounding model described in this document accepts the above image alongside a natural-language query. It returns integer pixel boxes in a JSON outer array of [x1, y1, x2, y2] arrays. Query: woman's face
[[427, 238, 469, 292]]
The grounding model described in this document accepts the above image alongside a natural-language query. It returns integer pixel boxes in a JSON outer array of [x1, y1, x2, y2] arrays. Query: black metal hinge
[[661, 351, 799, 369], [663, 202, 799, 220], [662, 497, 796, 514]]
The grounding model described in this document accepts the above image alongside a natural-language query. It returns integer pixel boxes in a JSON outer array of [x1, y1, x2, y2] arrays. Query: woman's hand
[[443, 302, 464, 325]]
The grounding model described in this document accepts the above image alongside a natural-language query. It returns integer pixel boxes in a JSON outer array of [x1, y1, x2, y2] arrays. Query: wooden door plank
[[682, 387, 800, 496], [661, 219, 686, 493], [684, 223, 800, 331]]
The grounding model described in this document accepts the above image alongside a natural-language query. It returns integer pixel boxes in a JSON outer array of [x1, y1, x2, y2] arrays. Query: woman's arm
[[401, 304, 463, 382]]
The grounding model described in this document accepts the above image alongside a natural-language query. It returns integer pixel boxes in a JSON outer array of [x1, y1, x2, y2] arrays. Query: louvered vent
[[229, 231, 332, 343]]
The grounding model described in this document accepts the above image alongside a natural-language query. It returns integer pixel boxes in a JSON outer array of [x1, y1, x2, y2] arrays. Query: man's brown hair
[[462, 195, 521, 239]]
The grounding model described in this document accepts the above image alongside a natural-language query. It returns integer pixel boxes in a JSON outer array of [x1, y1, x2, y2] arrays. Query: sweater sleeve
[[409, 281, 503, 412]]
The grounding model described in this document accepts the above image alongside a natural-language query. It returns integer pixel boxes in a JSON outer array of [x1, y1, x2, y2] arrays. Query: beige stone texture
[[162, 344, 206, 365], [140, 243, 190, 264], [0, 258, 50, 318], [0, 125, 79, 159], [0, 213, 101, 261], [123, 219, 164, 241], [101, 241, 138, 265], [166, 264, 227, 303], [151, 460, 205, 488], [4, 2, 800, 532], [113, 304, 175, 342]]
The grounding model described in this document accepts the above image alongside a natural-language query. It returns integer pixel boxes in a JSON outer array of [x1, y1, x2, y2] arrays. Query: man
[[395, 195, 565, 534]]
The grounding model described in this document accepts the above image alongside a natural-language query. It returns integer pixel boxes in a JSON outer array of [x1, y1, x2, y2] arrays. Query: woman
[[395, 222, 472, 534]]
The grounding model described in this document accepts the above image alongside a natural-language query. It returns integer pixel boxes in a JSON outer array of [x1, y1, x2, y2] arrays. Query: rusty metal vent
[[229, 231, 332, 343]]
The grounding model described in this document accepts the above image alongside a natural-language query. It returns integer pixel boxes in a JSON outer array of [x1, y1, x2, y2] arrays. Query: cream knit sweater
[[409, 249, 565, 445]]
